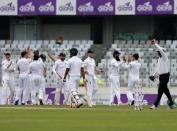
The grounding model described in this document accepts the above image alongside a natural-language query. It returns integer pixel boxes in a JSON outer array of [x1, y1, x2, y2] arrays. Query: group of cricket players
[[0, 39, 176, 109]]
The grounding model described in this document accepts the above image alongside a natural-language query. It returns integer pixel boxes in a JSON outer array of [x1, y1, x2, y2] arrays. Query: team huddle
[[0, 39, 176, 109], [0, 47, 98, 108]]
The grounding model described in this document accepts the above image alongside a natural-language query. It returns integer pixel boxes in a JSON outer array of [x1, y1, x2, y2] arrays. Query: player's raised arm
[[46, 48, 57, 62], [151, 39, 167, 60], [2, 53, 13, 71], [26, 48, 34, 59], [52, 61, 62, 80], [47, 53, 57, 62], [122, 55, 132, 69]]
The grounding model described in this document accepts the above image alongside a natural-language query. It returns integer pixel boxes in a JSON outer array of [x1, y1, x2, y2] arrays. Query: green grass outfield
[[0, 105, 177, 131]]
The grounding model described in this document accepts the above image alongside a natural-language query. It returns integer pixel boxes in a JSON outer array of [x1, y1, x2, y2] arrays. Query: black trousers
[[154, 73, 174, 107]]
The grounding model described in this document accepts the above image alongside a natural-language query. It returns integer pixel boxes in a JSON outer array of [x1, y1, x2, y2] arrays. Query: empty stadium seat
[[98, 40, 177, 87], [0, 39, 94, 88]]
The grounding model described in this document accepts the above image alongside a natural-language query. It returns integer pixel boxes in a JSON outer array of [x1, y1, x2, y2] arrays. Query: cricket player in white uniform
[[124, 54, 141, 105], [83, 50, 98, 107], [1, 52, 15, 105], [150, 39, 176, 109], [63, 48, 85, 108], [33, 50, 47, 105], [29, 54, 45, 105], [53, 53, 69, 105], [38, 54, 47, 105], [15, 51, 31, 105], [109, 50, 124, 105]]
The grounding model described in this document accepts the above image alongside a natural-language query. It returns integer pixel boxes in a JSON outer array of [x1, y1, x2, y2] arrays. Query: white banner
[[0, 0, 17, 15], [56, 0, 76, 15], [175, 0, 177, 14], [115, 0, 135, 15]]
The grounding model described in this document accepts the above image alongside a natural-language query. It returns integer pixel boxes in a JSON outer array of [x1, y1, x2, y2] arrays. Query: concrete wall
[[40, 24, 91, 40], [113, 16, 154, 35]]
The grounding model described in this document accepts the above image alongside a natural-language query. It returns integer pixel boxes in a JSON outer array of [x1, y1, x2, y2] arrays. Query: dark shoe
[[149, 105, 158, 109], [14, 100, 19, 105], [39, 99, 44, 105], [131, 100, 135, 106], [77, 103, 83, 108], [169, 104, 176, 109]]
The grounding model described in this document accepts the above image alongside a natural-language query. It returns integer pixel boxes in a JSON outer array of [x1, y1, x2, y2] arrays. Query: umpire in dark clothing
[[150, 39, 176, 109]]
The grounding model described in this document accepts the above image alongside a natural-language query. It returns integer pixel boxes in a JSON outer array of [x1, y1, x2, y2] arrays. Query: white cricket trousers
[[85, 75, 98, 99], [109, 75, 121, 104], [68, 76, 80, 93], [0, 76, 15, 105], [15, 74, 30, 104], [127, 79, 139, 102], [30, 75, 43, 104], [39, 77, 46, 102], [55, 80, 69, 105]]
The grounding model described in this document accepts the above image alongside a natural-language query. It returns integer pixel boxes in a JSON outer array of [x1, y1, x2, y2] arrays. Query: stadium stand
[[1, 39, 177, 88], [0, 40, 93, 87], [98, 40, 177, 88]]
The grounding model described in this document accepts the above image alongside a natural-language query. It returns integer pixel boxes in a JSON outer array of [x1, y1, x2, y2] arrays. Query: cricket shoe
[[128, 100, 134, 106], [169, 104, 177, 109], [14, 100, 19, 105], [118, 101, 123, 105], [70, 102, 77, 108], [131, 100, 135, 106], [167, 100, 177, 109], [86, 96, 93, 108], [77, 103, 83, 108], [76, 100, 83, 108], [39, 99, 44, 105], [149, 105, 158, 109], [92, 102, 96, 106], [109, 102, 116, 106], [83, 96, 93, 108]]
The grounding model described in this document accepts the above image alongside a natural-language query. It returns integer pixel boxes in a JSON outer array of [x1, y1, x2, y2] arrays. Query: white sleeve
[[66, 59, 71, 69], [2, 61, 14, 71], [27, 58, 32, 63], [139, 63, 141, 68], [52, 61, 58, 77], [81, 60, 85, 68], [119, 61, 125, 68], [2, 61, 7, 71], [11, 61, 16, 71], [112, 60, 119, 67], [122, 61, 133, 69], [155, 43, 167, 60], [43, 62, 47, 70], [83, 59, 87, 68], [153, 64, 158, 76]]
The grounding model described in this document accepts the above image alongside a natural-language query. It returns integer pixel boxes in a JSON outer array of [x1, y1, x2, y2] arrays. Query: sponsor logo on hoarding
[[58, 2, 74, 11], [78, 2, 94, 12], [39, 2, 55, 12], [0, 2, 15, 12], [175, 0, 177, 14], [98, 2, 113, 12], [156, 1, 172, 12], [117, 2, 133, 11], [19, 2, 35, 12], [137, 1, 153, 12]]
